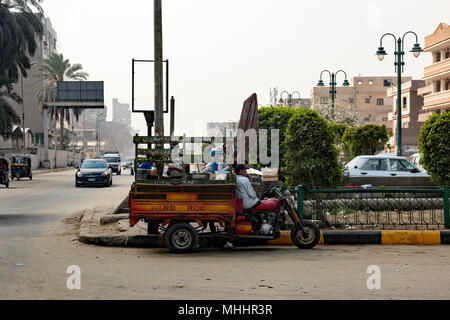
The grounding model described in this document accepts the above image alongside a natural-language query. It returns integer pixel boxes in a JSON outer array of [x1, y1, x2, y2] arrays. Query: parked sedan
[[410, 153, 425, 172], [75, 159, 112, 188], [345, 154, 429, 178]]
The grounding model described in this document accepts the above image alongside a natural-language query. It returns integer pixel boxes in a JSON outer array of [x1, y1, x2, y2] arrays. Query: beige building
[[311, 76, 412, 128], [7, 14, 58, 148], [387, 80, 425, 155], [206, 121, 239, 137], [418, 22, 450, 121], [277, 98, 311, 109]]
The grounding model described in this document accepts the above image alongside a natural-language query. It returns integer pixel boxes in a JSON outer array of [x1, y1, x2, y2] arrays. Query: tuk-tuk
[[0, 157, 9, 188], [11, 155, 32, 181], [129, 135, 320, 253]]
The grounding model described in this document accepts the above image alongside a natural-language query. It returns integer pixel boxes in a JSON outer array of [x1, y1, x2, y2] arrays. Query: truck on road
[[103, 151, 122, 175]]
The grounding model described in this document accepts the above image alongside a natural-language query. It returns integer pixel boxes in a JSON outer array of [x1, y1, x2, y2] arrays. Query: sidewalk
[[33, 167, 75, 175], [77, 210, 450, 248]]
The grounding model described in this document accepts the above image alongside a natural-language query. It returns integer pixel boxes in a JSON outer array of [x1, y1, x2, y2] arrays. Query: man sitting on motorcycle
[[235, 164, 262, 231]]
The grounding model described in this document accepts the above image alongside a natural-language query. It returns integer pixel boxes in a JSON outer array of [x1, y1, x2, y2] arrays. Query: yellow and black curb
[[268, 230, 450, 246], [79, 230, 450, 248]]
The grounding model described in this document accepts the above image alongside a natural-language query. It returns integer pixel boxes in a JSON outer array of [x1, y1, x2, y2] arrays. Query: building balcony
[[424, 58, 450, 80], [417, 84, 433, 96], [423, 90, 450, 109]]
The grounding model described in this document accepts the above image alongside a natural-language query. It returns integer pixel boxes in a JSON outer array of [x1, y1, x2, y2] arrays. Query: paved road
[[0, 170, 449, 300], [0, 169, 134, 298]]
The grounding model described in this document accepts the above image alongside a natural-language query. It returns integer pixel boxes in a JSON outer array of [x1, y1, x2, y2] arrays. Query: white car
[[410, 153, 425, 172], [345, 154, 429, 177]]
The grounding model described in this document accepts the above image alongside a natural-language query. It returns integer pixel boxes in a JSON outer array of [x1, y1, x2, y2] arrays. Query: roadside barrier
[[289, 185, 450, 230]]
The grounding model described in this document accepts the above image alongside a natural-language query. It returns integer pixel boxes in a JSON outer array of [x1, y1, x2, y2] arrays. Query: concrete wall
[[0, 148, 81, 170]]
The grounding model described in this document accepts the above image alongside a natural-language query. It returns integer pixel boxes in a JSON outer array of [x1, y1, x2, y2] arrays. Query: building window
[[436, 52, 441, 62], [357, 81, 363, 85], [382, 117, 388, 122], [437, 80, 441, 92], [446, 79, 450, 91], [377, 98, 384, 106], [349, 98, 354, 104], [365, 98, 371, 104], [403, 97, 407, 108], [363, 117, 370, 122], [446, 50, 450, 59], [384, 80, 391, 87], [320, 97, 328, 104], [369, 80, 374, 85]]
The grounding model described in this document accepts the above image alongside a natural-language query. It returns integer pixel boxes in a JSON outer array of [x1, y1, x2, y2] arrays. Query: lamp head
[[317, 80, 325, 87], [411, 43, 422, 58], [342, 79, 350, 87], [376, 47, 387, 61]]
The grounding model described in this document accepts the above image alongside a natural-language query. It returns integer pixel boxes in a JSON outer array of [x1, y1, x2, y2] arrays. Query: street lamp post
[[316, 70, 350, 122], [279, 91, 301, 108], [376, 31, 422, 156]]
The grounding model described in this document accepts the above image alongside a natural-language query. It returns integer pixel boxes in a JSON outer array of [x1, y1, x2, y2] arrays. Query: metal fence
[[290, 186, 450, 230]]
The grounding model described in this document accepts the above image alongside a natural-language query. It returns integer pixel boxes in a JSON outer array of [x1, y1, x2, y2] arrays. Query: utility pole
[[83, 108, 87, 158], [43, 107, 50, 169], [72, 110, 75, 154], [96, 110, 99, 156], [154, 0, 164, 176], [154, 0, 164, 137], [21, 73, 25, 155]]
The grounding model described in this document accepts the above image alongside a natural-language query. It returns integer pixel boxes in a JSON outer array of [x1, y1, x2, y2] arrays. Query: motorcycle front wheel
[[291, 221, 320, 249]]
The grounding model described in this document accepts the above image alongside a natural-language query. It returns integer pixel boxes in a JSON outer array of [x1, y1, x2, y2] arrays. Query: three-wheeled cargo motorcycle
[[11, 155, 32, 181], [129, 135, 321, 253], [0, 157, 9, 188]]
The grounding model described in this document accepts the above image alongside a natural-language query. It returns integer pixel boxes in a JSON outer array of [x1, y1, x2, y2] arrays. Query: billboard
[[51, 81, 105, 109]]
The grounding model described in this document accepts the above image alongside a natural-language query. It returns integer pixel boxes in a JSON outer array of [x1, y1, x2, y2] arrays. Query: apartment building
[[8, 15, 58, 147], [418, 22, 450, 121], [311, 76, 412, 128], [206, 122, 239, 137], [387, 80, 425, 155]]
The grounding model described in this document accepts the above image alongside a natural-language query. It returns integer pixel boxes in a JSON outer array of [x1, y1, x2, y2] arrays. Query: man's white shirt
[[236, 175, 259, 209]]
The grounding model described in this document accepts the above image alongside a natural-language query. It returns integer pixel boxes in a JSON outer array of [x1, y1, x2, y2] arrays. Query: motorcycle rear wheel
[[291, 221, 320, 249]]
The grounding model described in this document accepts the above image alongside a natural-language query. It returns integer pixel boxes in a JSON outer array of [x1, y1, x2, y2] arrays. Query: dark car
[[0, 157, 9, 188], [75, 159, 112, 188]]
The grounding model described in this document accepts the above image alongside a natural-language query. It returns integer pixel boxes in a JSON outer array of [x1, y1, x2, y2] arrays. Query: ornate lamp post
[[375, 31, 422, 156], [316, 70, 350, 121], [279, 91, 301, 108]]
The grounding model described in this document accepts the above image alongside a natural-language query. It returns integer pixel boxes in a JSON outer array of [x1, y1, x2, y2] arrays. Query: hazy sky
[[41, 0, 450, 136]]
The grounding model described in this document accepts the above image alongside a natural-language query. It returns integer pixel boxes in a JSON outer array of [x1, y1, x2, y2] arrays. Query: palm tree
[[0, 0, 44, 138], [36, 53, 89, 151], [0, 94, 21, 139]]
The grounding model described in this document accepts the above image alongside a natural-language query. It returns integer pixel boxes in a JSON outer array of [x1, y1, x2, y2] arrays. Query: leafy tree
[[258, 106, 296, 175], [284, 109, 343, 189], [36, 53, 89, 151], [418, 111, 450, 185], [328, 122, 348, 144], [342, 124, 391, 159], [0, 0, 44, 138], [328, 122, 352, 162]]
